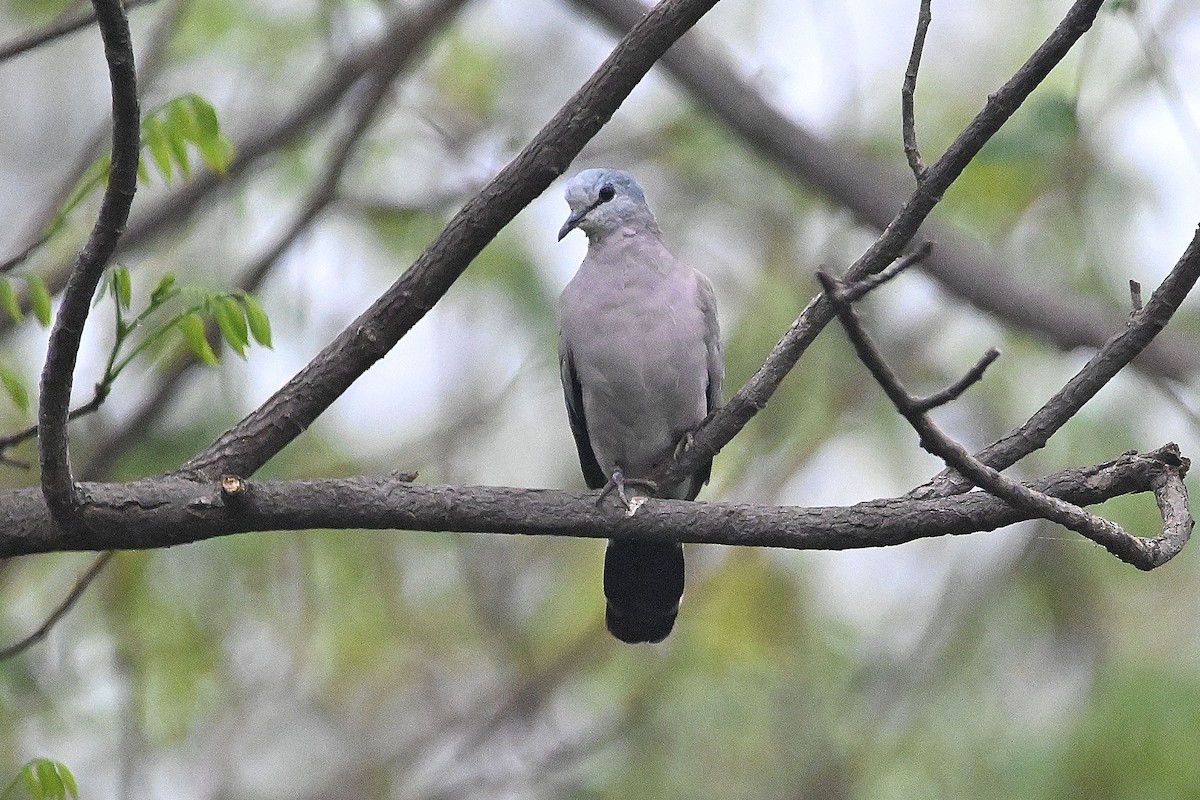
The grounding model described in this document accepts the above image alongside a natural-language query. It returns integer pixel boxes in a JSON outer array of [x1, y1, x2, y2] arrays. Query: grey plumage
[[557, 168, 723, 643]]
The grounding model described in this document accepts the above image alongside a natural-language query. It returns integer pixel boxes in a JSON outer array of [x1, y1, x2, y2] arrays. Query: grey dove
[[557, 168, 723, 644]]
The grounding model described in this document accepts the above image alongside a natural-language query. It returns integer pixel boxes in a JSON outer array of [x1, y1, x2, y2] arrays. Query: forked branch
[[818, 271, 1192, 571]]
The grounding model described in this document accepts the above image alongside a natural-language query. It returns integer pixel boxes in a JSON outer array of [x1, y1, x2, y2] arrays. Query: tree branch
[[0, 552, 112, 661], [0, 445, 1183, 559], [0, 0, 158, 64], [569, 0, 1200, 382], [902, 0, 932, 180], [38, 0, 140, 526], [77, 44, 413, 481], [652, 0, 1110, 491], [912, 223, 1200, 498], [818, 272, 1191, 571], [180, 0, 723, 480]]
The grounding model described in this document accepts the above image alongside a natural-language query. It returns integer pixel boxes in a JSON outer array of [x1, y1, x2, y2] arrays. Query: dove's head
[[558, 168, 660, 242]]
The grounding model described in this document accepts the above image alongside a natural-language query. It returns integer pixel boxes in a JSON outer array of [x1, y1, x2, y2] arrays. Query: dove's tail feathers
[[603, 540, 685, 644]]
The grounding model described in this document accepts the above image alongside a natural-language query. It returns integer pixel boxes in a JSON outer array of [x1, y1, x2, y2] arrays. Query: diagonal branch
[[569, 0, 1200, 382], [0, 0, 158, 64], [0, 552, 112, 661], [179, 0, 724, 480], [654, 0, 1109, 491], [38, 0, 140, 526], [818, 271, 1192, 571], [912, 223, 1200, 498]]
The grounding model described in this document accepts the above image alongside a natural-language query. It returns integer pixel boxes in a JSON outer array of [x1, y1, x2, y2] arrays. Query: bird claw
[[596, 469, 658, 511]]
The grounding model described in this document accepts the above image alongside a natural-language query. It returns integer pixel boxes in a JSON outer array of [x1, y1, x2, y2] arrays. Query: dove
[[557, 168, 723, 643]]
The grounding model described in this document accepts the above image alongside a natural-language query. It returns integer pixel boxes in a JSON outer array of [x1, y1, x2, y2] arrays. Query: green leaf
[[0, 279, 24, 324], [112, 266, 133, 309], [149, 274, 179, 307], [238, 292, 272, 347], [187, 94, 220, 139], [0, 366, 29, 413], [177, 312, 219, 365], [26, 274, 52, 327], [14, 759, 78, 800], [142, 113, 174, 183], [211, 295, 248, 358], [184, 94, 234, 173], [165, 102, 193, 180]]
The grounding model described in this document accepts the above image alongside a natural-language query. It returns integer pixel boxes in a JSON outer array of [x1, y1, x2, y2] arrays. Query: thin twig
[[0, 385, 110, 468], [0, 552, 113, 661], [38, 0, 140, 524], [911, 348, 1001, 412], [837, 241, 932, 304], [818, 271, 1191, 570], [0, 0, 158, 64], [902, 0, 932, 180]]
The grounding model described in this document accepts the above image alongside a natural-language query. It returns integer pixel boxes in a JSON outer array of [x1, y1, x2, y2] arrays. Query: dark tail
[[603, 540, 685, 644]]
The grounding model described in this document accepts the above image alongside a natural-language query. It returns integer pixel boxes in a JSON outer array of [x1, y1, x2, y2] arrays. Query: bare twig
[[911, 348, 1001, 413], [836, 241, 932, 304], [913, 224, 1200, 498], [0, 551, 113, 661], [1130, 279, 1143, 314], [0, 0, 158, 64], [180, 0, 724, 480], [902, 0, 932, 180], [38, 0, 140, 524], [0, 385, 111, 468], [818, 271, 1191, 571]]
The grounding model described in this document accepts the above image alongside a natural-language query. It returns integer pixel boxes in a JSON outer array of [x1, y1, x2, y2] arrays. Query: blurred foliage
[[1, 0, 1200, 798]]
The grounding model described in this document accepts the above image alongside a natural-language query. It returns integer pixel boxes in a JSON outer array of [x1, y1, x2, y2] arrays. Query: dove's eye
[[598, 184, 616, 202]]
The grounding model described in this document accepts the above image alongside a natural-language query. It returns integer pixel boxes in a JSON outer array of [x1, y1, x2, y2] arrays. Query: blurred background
[[2, 0, 1200, 797]]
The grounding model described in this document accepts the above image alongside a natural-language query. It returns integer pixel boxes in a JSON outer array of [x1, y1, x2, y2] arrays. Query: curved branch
[[0, 445, 1183, 559], [181, 0, 723, 480], [38, 0, 140, 525]]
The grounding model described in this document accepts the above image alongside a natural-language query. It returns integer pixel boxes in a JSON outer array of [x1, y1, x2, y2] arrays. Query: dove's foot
[[596, 469, 658, 510]]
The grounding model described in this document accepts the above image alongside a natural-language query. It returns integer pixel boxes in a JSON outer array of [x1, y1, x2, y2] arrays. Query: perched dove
[[557, 168, 723, 644]]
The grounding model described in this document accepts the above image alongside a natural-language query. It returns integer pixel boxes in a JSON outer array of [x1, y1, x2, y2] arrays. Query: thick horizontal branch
[[0, 445, 1183, 559]]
